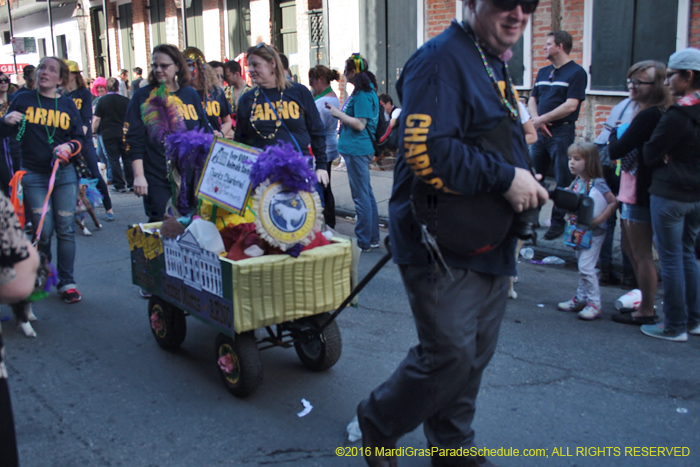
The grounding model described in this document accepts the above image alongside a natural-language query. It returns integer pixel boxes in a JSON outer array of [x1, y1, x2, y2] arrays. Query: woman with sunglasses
[[0, 57, 85, 304], [608, 61, 671, 326], [234, 43, 328, 189], [125, 44, 209, 223], [325, 54, 380, 252], [63, 61, 114, 221], [639, 48, 700, 341]]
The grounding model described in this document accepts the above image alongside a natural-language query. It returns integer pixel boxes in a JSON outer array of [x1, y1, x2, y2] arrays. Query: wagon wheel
[[294, 312, 342, 372], [215, 332, 263, 398], [148, 296, 187, 350]]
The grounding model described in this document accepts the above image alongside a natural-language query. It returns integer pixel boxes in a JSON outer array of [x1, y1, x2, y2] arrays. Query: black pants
[[143, 181, 171, 222], [103, 136, 133, 190], [324, 166, 336, 228], [0, 376, 19, 467], [358, 265, 508, 450]]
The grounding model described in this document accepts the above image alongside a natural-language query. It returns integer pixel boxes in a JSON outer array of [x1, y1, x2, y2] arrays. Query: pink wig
[[91, 77, 107, 96]]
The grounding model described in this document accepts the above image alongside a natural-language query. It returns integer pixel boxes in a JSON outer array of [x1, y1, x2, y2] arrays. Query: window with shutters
[[584, 0, 689, 93]]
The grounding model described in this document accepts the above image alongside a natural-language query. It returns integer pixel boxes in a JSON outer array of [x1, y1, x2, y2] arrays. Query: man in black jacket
[[356, 1, 547, 466]]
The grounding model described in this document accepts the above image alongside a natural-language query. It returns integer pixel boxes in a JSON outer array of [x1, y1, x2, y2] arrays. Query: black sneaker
[[61, 288, 82, 304], [543, 224, 565, 240]]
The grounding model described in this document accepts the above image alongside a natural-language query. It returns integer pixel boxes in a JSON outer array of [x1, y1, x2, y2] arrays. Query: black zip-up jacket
[[643, 103, 700, 202]]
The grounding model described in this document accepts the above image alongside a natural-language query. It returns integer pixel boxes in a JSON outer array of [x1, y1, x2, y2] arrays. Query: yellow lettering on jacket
[[37, 108, 48, 125], [278, 101, 289, 119], [404, 113, 444, 190], [46, 109, 59, 128], [187, 104, 198, 120], [404, 127, 429, 142], [73, 98, 82, 110], [288, 101, 300, 119], [207, 101, 220, 117], [253, 104, 264, 121], [22, 107, 71, 129], [406, 114, 431, 128], [59, 113, 70, 130], [251, 100, 300, 121], [264, 103, 276, 120]]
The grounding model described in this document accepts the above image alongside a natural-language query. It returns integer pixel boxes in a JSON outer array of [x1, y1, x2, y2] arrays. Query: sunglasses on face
[[492, 0, 539, 14], [0, 79, 9, 84]]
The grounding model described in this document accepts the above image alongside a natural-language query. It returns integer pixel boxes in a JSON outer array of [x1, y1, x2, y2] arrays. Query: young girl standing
[[557, 142, 618, 320]]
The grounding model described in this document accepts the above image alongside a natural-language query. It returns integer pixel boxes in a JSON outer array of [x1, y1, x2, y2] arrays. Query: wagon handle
[[318, 236, 393, 332]]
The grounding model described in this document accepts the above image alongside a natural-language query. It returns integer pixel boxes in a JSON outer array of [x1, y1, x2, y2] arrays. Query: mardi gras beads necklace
[[36, 90, 59, 144], [249, 87, 284, 140], [465, 27, 519, 121], [15, 116, 26, 141]]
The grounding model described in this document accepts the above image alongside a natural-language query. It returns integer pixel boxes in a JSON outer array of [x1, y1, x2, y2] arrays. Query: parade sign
[[196, 138, 260, 215], [11, 37, 36, 54]]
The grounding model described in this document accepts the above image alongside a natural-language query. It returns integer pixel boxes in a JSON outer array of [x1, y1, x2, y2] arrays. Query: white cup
[[520, 247, 534, 260], [615, 289, 642, 310]]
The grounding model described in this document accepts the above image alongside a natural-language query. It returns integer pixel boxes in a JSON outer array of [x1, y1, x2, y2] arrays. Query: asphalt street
[[2, 191, 699, 467]]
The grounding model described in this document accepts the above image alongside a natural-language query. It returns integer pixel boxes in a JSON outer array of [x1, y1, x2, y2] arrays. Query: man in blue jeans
[[528, 30, 587, 240]]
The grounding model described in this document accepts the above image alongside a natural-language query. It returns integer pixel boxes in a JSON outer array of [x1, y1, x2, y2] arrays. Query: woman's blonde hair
[[568, 142, 603, 180], [245, 43, 292, 91]]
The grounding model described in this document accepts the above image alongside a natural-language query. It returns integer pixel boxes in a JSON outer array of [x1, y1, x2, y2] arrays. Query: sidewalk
[[331, 168, 624, 264]]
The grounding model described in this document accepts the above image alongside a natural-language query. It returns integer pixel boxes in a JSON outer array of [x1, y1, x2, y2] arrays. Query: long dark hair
[[148, 44, 190, 88], [344, 55, 377, 93], [73, 72, 86, 90]]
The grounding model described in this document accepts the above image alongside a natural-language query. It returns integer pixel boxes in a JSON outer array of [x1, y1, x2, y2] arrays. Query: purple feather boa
[[165, 129, 215, 214], [141, 84, 186, 143], [249, 142, 316, 193]]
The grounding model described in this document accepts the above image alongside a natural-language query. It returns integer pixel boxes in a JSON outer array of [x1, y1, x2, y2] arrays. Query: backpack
[[367, 112, 390, 156]]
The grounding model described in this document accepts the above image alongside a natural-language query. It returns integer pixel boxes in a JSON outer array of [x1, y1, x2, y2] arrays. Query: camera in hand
[[550, 187, 594, 228]]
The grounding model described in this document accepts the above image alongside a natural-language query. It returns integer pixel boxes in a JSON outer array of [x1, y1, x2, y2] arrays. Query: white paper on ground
[[297, 398, 313, 417]]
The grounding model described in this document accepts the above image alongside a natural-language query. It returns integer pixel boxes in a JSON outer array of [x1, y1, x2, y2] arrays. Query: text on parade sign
[[196, 138, 260, 215]]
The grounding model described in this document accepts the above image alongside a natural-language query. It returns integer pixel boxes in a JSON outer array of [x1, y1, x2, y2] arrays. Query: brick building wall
[[425, 0, 455, 39]]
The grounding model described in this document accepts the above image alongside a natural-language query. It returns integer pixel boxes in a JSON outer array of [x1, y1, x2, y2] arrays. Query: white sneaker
[[689, 323, 700, 335], [578, 304, 602, 320], [557, 297, 585, 312]]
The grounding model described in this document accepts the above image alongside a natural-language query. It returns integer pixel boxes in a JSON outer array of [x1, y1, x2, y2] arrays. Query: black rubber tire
[[293, 312, 342, 372], [215, 332, 263, 398], [148, 296, 187, 350]]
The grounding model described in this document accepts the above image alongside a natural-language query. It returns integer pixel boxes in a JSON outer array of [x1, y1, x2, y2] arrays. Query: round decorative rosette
[[248, 142, 324, 251], [252, 180, 322, 251]]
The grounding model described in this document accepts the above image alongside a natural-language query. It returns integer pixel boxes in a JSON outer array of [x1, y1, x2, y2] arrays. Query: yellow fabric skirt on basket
[[222, 238, 353, 333]]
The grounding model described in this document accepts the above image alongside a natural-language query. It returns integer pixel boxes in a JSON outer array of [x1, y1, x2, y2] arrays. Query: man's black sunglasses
[[492, 0, 539, 14]]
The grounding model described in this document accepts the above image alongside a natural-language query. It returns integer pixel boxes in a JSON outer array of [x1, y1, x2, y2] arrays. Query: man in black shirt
[[93, 78, 132, 191], [528, 31, 587, 240]]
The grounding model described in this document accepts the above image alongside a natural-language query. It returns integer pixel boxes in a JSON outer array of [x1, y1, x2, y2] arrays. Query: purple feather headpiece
[[249, 142, 316, 193], [164, 129, 215, 214], [141, 84, 187, 143]]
